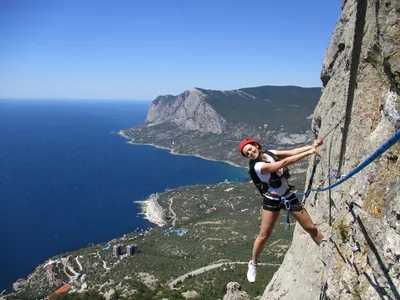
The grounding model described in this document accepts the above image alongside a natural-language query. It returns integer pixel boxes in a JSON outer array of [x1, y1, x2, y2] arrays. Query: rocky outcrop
[[146, 89, 227, 134], [122, 85, 320, 167], [182, 290, 201, 299], [223, 282, 251, 300], [263, 0, 400, 299]]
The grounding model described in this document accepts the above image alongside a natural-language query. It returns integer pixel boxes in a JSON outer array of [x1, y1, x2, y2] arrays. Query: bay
[[0, 99, 246, 291]]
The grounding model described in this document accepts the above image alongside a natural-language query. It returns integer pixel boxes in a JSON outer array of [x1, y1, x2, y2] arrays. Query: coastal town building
[[126, 244, 137, 256], [113, 244, 138, 257], [112, 244, 121, 257]]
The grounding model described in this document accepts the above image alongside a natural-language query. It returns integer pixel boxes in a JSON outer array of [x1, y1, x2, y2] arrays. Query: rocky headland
[[121, 85, 321, 168]]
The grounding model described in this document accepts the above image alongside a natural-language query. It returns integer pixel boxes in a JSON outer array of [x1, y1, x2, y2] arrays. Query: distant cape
[[122, 85, 320, 167]]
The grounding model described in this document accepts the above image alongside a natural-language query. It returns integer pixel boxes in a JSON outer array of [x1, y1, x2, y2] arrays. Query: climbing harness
[[283, 196, 292, 238], [262, 192, 302, 237]]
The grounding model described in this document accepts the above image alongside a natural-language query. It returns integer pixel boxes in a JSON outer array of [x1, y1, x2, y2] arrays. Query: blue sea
[[0, 99, 246, 292]]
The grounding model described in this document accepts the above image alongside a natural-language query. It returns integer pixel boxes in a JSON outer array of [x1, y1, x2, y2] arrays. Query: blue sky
[[1, 1, 341, 100]]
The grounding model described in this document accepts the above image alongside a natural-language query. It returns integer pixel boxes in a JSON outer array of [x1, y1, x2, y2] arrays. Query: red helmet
[[238, 139, 261, 156]]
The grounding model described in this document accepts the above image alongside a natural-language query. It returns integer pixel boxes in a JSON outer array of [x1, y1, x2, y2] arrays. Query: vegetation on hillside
[[12, 181, 307, 299], [197, 85, 320, 131]]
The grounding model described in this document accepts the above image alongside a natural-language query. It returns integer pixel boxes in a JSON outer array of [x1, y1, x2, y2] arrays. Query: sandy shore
[[134, 199, 165, 227]]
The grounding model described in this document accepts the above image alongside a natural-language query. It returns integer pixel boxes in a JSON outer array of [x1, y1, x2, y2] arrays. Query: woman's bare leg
[[290, 209, 324, 245], [252, 209, 280, 264]]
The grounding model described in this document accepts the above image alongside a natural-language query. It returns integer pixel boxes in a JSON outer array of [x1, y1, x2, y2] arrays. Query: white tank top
[[253, 150, 291, 196]]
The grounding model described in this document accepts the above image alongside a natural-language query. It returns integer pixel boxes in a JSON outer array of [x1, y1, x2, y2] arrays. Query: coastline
[[120, 128, 247, 228], [134, 197, 166, 227], [118, 130, 243, 168]]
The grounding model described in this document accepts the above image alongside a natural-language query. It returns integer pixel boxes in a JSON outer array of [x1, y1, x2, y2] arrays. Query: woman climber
[[238, 138, 325, 283]]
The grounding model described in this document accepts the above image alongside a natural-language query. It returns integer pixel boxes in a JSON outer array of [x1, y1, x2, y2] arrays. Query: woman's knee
[[258, 229, 273, 241], [303, 224, 318, 236], [292, 211, 318, 236]]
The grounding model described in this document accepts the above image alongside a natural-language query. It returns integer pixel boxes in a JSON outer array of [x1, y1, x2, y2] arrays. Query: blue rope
[[313, 129, 400, 192], [279, 129, 399, 237]]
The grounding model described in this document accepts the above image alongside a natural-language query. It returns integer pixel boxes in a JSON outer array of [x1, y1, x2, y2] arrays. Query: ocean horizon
[[0, 99, 247, 292]]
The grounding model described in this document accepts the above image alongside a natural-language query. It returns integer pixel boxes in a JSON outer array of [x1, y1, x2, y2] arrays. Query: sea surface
[[0, 99, 247, 292]]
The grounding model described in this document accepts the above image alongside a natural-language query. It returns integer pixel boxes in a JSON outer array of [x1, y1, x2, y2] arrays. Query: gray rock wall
[[145, 88, 227, 134], [263, 0, 400, 299]]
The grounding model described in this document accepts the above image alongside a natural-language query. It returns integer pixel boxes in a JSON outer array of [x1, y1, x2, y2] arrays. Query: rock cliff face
[[263, 0, 400, 299], [146, 89, 227, 134]]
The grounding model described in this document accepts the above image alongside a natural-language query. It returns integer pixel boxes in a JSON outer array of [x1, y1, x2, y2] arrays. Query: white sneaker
[[247, 260, 257, 282]]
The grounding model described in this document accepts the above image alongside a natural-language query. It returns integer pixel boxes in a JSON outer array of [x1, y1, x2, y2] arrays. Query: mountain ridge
[[123, 84, 320, 168]]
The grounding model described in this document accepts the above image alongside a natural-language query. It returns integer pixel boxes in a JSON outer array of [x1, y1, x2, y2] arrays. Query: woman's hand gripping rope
[[312, 138, 324, 154]]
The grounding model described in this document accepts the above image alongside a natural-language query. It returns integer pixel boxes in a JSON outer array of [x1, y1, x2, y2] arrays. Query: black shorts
[[262, 193, 303, 212]]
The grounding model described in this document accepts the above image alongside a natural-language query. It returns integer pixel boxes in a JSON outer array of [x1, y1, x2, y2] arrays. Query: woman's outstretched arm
[[275, 138, 323, 158], [260, 147, 317, 174]]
